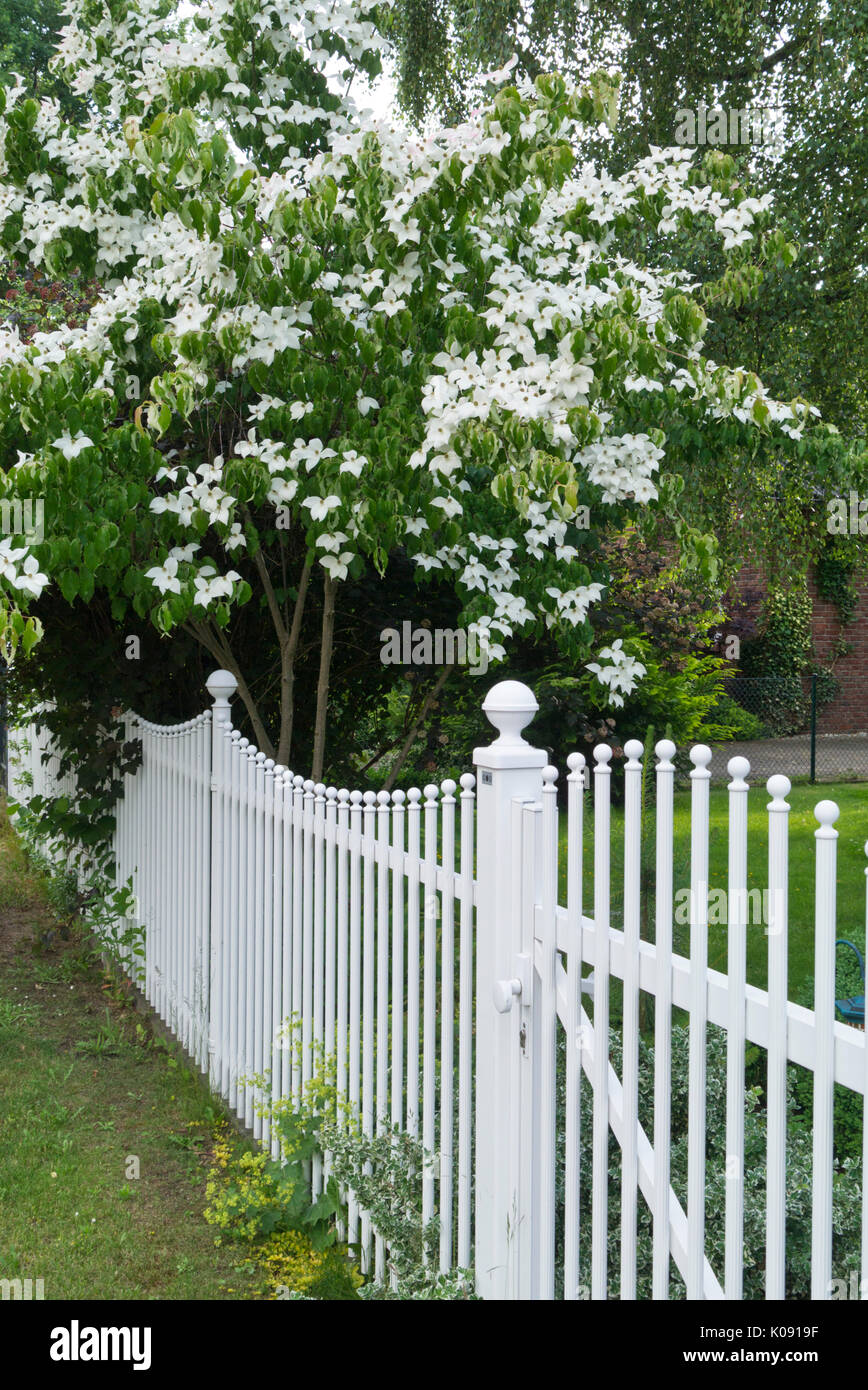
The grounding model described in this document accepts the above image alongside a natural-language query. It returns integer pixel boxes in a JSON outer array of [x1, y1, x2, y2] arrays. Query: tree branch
[[278, 555, 313, 767], [183, 618, 275, 758], [713, 31, 810, 83], [311, 571, 337, 782], [384, 665, 453, 792], [250, 528, 289, 649]]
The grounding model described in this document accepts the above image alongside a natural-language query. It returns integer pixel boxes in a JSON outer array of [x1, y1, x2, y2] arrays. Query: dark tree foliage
[[0, 0, 85, 117]]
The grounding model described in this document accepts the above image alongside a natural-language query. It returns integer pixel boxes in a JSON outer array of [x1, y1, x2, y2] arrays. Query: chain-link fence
[[708, 672, 868, 784]]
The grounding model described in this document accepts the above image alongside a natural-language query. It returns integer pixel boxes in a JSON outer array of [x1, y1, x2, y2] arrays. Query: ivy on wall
[[754, 584, 813, 676], [815, 535, 863, 628], [740, 580, 819, 735]]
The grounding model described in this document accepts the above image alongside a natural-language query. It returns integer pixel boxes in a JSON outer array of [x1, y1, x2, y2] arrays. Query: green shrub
[[697, 693, 766, 742], [259, 1229, 362, 1300], [203, 1115, 361, 1301], [319, 1122, 478, 1300], [555, 1022, 861, 1298]]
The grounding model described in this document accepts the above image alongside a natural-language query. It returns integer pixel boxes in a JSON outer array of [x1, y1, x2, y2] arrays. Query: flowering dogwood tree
[[0, 0, 824, 770]]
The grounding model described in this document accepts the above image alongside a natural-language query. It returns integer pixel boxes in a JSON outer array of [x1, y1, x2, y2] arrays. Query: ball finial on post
[[481, 680, 539, 749], [206, 669, 238, 721]]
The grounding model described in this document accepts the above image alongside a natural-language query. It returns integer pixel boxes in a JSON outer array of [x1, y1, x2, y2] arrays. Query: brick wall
[[732, 563, 868, 734]]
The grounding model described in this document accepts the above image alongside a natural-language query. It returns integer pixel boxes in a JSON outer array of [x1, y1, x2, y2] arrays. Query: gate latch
[[493, 953, 531, 1013]]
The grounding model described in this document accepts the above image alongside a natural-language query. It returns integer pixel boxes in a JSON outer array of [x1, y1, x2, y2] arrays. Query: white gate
[[473, 680, 867, 1301]]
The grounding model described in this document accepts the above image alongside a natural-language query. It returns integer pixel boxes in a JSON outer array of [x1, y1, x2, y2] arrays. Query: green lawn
[[559, 780, 868, 1005], [0, 804, 261, 1300]]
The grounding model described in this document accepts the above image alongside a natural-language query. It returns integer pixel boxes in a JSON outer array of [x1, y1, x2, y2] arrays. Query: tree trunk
[[187, 541, 313, 769], [277, 556, 312, 768], [311, 572, 337, 782]]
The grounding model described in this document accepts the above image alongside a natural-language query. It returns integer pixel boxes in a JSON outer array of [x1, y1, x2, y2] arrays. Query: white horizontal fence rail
[[7, 674, 868, 1300]]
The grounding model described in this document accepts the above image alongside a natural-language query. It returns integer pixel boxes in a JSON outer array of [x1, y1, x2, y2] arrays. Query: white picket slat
[[360, 788, 376, 1274], [347, 787, 363, 1252], [564, 751, 585, 1301], [724, 755, 750, 1299], [863, 840, 868, 1301], [422, 783, 439, 1244], [406, 787, 422, 1140], [621, 739, 643, 1300], [591, 743, 612, 1300], [652, 738, 676, 1300], [457, 773, 475, 1272], [539, 765, 559, 1299], [439, 779, 457, 1274], [686, 744, 712, 1300], [375, 788, 390, 1281], [765, 773, 790, 1298], [811, 800, 839, 1299]]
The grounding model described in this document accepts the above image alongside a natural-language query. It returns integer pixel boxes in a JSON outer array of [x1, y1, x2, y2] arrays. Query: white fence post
[[206, 670, 237, 1090], [473, 680, 545, 1301]]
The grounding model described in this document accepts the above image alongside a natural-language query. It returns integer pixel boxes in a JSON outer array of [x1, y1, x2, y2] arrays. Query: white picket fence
[[8, 671, 868, 1300]]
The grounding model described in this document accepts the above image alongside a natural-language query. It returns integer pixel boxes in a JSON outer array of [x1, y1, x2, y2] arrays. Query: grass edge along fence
[[8, 672, 868, 1301]]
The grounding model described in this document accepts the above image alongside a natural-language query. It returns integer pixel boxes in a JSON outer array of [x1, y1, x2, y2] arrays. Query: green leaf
[[59, 570, 79, 603]]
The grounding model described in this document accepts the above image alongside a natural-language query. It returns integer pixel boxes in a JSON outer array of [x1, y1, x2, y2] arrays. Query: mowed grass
[[0, 805, 261, 1300], [559, 780, 868, 1004]]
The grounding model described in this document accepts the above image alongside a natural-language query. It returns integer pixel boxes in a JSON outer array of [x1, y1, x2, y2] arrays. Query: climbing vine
[[815, 534, 863, 627], [740, 580, 814, 735]]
